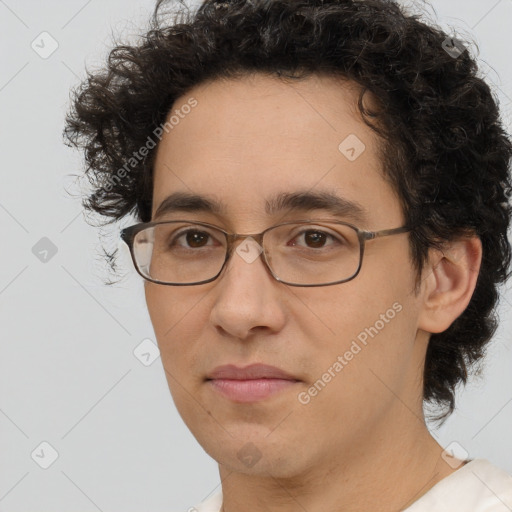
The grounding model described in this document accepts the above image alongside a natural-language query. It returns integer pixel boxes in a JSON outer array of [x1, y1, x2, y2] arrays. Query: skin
[[144, 73, 482, 512]]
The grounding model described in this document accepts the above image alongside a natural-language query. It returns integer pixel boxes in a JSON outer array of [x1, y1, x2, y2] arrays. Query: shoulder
[[183, 490, 223, 512], [405, 458, 512, 512]]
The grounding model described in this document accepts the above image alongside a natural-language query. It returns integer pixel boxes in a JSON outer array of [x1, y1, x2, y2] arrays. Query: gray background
[[0, 0, 511, 511]]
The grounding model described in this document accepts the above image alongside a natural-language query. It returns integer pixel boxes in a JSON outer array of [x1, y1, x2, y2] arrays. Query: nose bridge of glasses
[[227, 232, 266, 251], [219, 231, 273, 285]]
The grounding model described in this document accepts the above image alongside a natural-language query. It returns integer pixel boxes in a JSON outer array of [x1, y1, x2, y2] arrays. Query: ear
[[417, 236, 482, 334]]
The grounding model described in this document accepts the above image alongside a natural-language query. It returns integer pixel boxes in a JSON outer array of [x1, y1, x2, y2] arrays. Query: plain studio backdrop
[[1, 0, 511, 511]]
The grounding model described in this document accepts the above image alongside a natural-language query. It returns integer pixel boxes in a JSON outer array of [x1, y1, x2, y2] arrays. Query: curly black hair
[[64, 0, 512, 425]]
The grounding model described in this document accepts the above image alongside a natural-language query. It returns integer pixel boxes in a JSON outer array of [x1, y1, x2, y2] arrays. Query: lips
[[206, 363, 299, 381], [206, 363, 300, 403]]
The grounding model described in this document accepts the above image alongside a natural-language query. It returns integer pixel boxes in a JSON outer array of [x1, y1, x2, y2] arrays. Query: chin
[[196, 426, 306, 477]]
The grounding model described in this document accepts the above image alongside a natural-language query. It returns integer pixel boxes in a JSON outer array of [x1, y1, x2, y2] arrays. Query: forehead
[[151, 73, 401, 227]]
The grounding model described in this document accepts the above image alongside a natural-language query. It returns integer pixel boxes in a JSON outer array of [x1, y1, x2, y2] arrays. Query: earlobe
[[417, 236, 482, 334]]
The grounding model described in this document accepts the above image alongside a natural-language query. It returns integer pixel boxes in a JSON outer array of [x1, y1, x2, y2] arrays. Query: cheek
[[145, 284, 175, 339], [292, 296, 416, 440], [144, 284, 205, 372], [292, 256, 419, 412], [144, 285, 213, 424]]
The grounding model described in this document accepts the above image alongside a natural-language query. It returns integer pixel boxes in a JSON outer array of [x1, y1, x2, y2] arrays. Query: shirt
[[187, 458, 512, 512]]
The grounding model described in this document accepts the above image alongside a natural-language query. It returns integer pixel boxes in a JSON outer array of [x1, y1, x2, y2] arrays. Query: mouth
[[206, 377, 300, 402], [205, 363, 300, 403]]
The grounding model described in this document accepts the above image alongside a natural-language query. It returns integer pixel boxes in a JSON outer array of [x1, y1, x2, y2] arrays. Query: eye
[[288, 228, 343, 249], [169, 228, 221, 249]]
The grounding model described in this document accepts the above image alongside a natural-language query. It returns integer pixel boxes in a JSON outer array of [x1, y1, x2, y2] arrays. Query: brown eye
[[288, 229, 342, 249]]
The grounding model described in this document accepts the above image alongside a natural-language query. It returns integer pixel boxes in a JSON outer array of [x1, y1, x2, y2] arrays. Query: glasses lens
[[133, 222, 227, 284], [264, 222, 361, 285], [131, 221, 361, 285]]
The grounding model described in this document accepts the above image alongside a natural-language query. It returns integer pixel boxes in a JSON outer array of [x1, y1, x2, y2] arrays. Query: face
[[145, 73, 428, 478]]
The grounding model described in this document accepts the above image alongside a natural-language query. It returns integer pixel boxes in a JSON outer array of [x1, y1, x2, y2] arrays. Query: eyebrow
[[153, 190, 370, 225]]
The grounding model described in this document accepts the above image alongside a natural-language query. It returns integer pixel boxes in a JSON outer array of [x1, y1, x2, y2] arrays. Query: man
[[64, 0, 512, 510]]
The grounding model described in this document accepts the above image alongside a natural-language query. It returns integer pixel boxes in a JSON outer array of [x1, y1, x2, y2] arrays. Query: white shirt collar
[[190, 458, 512, 512], [404, 458, 512, 511]]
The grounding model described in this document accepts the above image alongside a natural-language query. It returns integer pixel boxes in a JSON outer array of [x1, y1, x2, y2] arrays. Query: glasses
[[120, 219, 412, 287]]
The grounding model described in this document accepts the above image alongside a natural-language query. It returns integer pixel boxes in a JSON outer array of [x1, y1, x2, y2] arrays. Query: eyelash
[[170, 227, 343, 249]]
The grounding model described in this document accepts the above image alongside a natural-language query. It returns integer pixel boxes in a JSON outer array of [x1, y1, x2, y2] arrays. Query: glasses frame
[[120, 218, 412, 287]]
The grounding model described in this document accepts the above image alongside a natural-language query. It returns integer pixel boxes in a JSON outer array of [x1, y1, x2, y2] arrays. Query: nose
[[208, 236, 286, 339]]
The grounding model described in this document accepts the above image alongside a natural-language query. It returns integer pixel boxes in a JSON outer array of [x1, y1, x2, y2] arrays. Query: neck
[[218, 412, 462, 512]]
